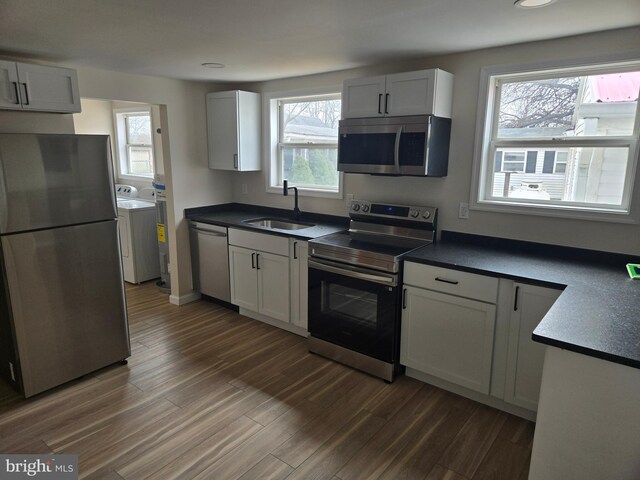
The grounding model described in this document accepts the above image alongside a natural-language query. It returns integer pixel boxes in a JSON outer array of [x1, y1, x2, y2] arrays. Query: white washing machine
[[116, 185, 160, 284]]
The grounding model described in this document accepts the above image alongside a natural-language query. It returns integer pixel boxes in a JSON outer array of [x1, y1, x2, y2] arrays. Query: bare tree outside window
[[481, 66, 640, 213], [498, 77, 580, 135], [124, 113, 154, 177]]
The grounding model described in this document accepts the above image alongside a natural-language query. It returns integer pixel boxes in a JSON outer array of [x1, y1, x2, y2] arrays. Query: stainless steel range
[[307, 200, 437, 382]]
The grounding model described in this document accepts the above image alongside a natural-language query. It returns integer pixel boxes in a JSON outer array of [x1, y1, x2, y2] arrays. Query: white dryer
[[116, 186, 160, 284]]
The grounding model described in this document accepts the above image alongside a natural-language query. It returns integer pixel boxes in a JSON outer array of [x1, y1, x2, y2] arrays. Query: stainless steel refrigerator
[[0, 133, 130, 398]]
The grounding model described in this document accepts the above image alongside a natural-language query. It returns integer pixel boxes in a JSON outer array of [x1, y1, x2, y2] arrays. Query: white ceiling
[[1, 0, 639, 82]]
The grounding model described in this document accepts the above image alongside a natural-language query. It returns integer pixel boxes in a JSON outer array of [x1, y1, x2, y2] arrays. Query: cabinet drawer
[[404, 262, 498, 303], [228, 228, 289, 256]]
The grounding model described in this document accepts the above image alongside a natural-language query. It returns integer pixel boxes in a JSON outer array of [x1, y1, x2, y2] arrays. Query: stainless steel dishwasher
[[189, 221, 231, 302]]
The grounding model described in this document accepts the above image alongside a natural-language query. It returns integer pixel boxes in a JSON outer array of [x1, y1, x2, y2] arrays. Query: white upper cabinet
[[206, 90, 261, 171], [341, 75, 387, 118], [0, 60, 80, 113], [342, 68, 453, 119]]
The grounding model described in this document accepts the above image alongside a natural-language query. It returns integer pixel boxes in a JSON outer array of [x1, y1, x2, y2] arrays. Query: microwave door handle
[[393, 126, 403, 173]]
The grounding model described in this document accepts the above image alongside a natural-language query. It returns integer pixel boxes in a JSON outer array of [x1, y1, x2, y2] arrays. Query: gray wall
[[228, 26, 640, 255]]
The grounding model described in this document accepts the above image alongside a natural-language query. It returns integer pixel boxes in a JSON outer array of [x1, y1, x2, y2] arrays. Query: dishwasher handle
[[190, 223, 228, 237]]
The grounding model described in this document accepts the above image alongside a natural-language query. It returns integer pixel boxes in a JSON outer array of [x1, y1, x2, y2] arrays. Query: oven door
[[308, 258, 401, 363]]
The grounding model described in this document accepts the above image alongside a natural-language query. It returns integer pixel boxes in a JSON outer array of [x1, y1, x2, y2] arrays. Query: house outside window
[[266, 91, 342, 197], [473, 61, 640, 218], [114, 109, 155, 179]]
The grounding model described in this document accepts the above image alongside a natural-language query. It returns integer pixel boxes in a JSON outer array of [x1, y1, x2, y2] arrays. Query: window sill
[[471, 199, 638, 224], [266, 185, 343, 200], [118, 173, 154, 181]]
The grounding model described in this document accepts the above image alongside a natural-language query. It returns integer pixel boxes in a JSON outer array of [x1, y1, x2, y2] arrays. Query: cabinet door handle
[[251, 252, 256, 269], [256, 253, 260, 270], [233, 153, 238, 169], [435, 277, 459, 285], [378, 94, 382, 114], [21, 83, 29, 105], [293, 242, 298, 259], [385, 93, 389, 114], [514, 286, 520, 311], [12, 82, 20, 104], [402, 288, 407, 309]]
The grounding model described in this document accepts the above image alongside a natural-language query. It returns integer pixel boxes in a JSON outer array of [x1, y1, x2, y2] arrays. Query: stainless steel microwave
[[337, 114, 451, 176]]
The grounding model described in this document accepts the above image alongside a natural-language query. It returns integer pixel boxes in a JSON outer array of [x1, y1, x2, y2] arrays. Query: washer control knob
[[352, 204, 361, 211], [410, 210, 420, 218], [422, 211, 431, 219], [362, 204, 370, 212]]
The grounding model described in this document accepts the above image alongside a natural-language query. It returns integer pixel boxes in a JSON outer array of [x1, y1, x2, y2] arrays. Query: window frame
[[471, 56, 640, 223], [113, 108, 155, 180], [264, 87, 343, 199]]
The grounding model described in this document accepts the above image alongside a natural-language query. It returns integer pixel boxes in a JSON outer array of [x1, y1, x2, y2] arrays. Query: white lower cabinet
[[228, 245, 290, 323], [401, 261, 563, 418], [228, 228, 291, 323], [289, 239, 308, 330], [228, 228, 311, 331], [256, 251, 290, 322], [504, 282, 562, 411], [401, 285, 496, 394], [228, 245, 259, 310]]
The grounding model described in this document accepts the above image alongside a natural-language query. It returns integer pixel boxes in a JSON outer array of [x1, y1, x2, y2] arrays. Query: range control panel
[[349, 200, 436, 223]]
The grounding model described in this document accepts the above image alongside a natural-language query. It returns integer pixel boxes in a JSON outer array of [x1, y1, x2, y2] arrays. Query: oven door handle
[[309, 258, 397, 286]]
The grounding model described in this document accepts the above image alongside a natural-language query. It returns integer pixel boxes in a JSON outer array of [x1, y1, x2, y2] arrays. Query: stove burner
[[309, 200, 437, 273]]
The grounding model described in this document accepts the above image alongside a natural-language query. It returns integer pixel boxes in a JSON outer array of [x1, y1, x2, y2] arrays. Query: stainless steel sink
[[243, 217, 315, 230]]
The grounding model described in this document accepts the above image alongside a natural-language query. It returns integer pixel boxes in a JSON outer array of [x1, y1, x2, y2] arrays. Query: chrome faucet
[[283, 179, 301, 221]]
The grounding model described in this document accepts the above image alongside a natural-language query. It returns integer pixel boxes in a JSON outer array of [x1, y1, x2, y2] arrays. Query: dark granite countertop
[[184, 203, 349, 240], [405, 231, 640, 370]]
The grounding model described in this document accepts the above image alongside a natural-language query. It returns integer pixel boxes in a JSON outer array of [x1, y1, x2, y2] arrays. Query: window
[[267, 91, 342, 196], [114, 109, 155, 179], [474, 61, 640, 218], [499, 151, 526, 173], [553, 152, 568, 174]]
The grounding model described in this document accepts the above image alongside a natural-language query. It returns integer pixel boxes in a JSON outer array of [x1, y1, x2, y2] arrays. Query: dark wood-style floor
[[0, 281, 534, 480]]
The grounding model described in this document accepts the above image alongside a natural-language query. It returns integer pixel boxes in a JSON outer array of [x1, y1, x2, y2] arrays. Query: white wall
[[72, 98, 117, 176], [72, 66, 234, 301], [530, 347, 640, 479], [231, 26, 640, 255]]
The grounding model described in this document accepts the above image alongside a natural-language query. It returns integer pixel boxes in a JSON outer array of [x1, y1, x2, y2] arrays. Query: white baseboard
[[169, 291, 201, 305]]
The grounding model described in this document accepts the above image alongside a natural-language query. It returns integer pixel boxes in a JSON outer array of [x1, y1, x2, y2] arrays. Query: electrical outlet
[[458, 202, 469, 219], [241, 183, 248, 195], [346, 193, 354, 206]]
